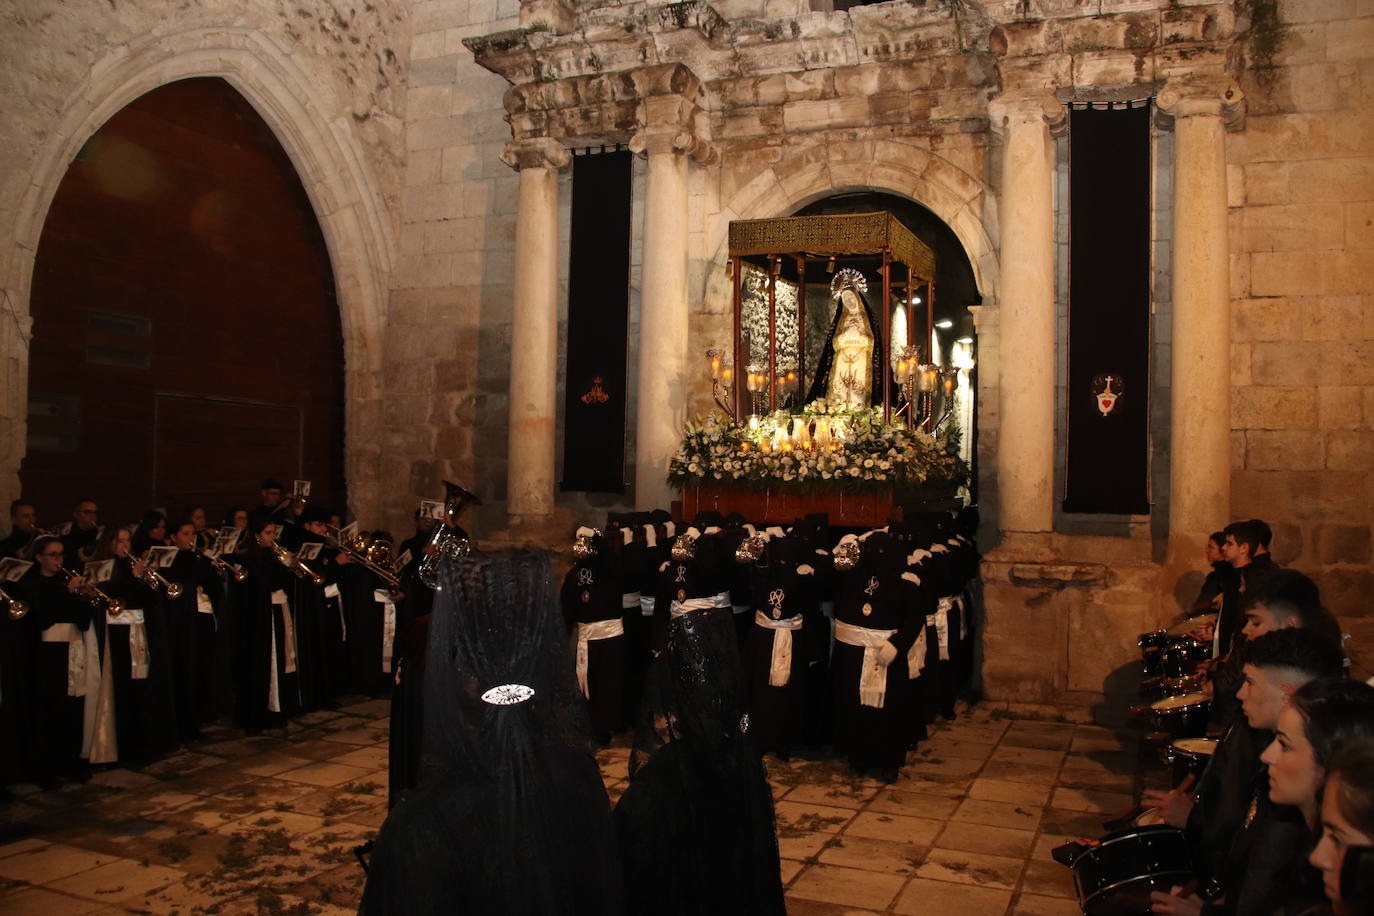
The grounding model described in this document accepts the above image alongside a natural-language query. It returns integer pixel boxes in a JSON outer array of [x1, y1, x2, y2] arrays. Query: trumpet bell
[[165, 582, 184, 600]]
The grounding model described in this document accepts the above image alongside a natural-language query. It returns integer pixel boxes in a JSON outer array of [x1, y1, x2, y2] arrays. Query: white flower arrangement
[[667, 401, 968, 494]]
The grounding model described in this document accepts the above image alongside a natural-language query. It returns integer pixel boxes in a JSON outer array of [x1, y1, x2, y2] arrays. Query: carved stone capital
[[987, 91, 1067, 138], [1156, 78, 1246, 131], [500, 136, 572, 172], [627, 127, 718, 164]]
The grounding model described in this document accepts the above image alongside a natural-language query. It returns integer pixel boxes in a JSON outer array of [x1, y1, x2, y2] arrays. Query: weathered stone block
[[1232, 297, 1301, 341], [1301, 295, 1364, 341], [1326, 16, 1374, 60], [1318, 386, 1364, 429], [1347, 201, 1374, 250], [1325, 429, 1374, 470], [1233, 470, 1369, 524], [1232, 385, 1316, 430], [1242, 162, 1291, 207], [1325, 249, 1374, 296], [1313, 523, 1372, 564], [1250, 341, 1324, 386], [1288, 156, 1374, 205], [1232, 342, 1253, 386], [1270, 522, 1304, 565], [1251, 251, 1332, 297], [1243, 203, 1345, 252], [1245, 429, 1325, 470]]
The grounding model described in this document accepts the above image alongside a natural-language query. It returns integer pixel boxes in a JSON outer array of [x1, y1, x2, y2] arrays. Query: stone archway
[[0, 27, 392, 522], [701, 137, 1000, 311]]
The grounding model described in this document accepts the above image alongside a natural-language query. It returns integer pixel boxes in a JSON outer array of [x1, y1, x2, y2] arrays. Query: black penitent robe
[[337, 560, 389, 697], [98, 561, 179, 765], [230, 548, 300, 733], [830, 532, 920, 776], [743, 536, 821, 760], [292, 539, 344, 713], [560, 538, 627, 743], [13, 570, 92, 783], [164, 550, 222, 738]]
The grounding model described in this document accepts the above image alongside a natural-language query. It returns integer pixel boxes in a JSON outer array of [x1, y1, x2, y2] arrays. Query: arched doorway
[[793, 191, 982, 483], [24, 77, 344, 526]]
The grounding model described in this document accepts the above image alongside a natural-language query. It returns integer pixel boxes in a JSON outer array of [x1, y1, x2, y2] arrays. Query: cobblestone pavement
[[0, 700, 1147, 914]]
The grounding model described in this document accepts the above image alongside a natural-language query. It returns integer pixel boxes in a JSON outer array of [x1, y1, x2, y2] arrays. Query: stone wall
[[1226, 0, 1374, 673]]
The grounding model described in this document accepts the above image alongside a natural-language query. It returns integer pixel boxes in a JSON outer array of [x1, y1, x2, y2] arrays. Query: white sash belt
[[639, 595, 655, 617], [955, 594, 967, 640], [107, 608, 149, 680], [936, 597, 953, 661], [733, 603, 751, 615], [326, 582, 346, 641], [43, 623, 102, 696], [670, 591, 731, 619], [268, 589, 297, 713], [908, 627, 929, 679], [621, 591, 641, 609], [835, 620, 898, 709], [575, 617, 625, 698], [375, 589, 397, 674], [755, 611, 803, 687]]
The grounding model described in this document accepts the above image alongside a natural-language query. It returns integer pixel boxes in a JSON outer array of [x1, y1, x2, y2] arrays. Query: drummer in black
[[1147, 628, 1343, 915]]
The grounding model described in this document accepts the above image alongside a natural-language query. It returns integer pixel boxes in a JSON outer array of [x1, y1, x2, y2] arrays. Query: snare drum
[[1149, 692, 1212, 739], [1168, 736, 1219, 785], [1161, 638, 1211, 680], [1139, 631, 1167, 679], [1071, 825, 1193, 916]]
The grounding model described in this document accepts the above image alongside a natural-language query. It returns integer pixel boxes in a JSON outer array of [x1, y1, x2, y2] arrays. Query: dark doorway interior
[[25, 77, 344, 528]]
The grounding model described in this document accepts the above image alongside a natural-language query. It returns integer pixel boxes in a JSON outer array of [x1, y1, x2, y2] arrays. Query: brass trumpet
[[59, 567, 125, 617], [323, 525, 400, 590], [418, 481, 480, 590], [126, 552, 184, 599], [201, 550, 248, 582], [271, 544, 325, 586], [1, 585, 28, 620]]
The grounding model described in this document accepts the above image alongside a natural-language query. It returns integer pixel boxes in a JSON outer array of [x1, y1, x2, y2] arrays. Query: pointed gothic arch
[[1, 27, 392, 521]]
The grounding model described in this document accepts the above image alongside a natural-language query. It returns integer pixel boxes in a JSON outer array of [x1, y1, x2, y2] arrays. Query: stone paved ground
[[0, 700, 1148, 915]]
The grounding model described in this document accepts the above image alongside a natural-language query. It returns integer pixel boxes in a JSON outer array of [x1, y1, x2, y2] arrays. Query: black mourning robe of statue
[[98, 561, 179, 765], [802, 286, 892, 408], [14, 569, 92, 782], [559, 533, 627, 743], [616, 548, 784, 916], [743, 535, 822, 760], [830, 531, 921, 776], [361, 553, 622, 916], [230, 547, 300, 733]]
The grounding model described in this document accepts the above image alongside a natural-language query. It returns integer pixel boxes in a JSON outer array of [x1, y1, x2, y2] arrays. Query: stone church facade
[[1, 0, 1369, 714]]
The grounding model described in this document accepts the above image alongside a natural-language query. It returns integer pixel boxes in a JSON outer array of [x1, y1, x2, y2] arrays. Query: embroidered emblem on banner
[[580, 377, 609, 405], [1092, 372, 1125, 416]]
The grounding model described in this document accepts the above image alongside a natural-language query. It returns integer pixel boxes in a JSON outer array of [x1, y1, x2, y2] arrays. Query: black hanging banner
[[561, 150, 632, 493], [1063, 104, 1152, 515]]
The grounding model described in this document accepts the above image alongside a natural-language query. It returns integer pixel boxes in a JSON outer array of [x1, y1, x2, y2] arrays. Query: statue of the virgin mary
[[804, 268, 886, 409]]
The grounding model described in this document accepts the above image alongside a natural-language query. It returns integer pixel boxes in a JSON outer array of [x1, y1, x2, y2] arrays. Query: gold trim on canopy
[[728, 212, 936, 282]]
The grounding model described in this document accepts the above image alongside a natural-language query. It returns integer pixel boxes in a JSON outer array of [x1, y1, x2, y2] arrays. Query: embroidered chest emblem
[[577, 568, 594, 586], [675, 565, 687, 583], [769, 588, 785, 619], [864, 576, 879, 596]]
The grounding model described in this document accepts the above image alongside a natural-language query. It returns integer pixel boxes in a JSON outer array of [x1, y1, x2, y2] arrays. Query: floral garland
[[667, 402, 968, 494]]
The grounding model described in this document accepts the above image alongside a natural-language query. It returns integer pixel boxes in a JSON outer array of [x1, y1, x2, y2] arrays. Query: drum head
[[1152, 692, 1208, 711], [1173, 737, 1218, 756], [1168, 613, 1216, 636]]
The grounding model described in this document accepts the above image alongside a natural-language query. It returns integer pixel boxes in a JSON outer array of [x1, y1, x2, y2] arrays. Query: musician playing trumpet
[[229, 517, 301, 733], [86, 526, 178, 765], [11, 537, 92, 787], [0, 499, 41, 558], [165, 520, 224, 739]]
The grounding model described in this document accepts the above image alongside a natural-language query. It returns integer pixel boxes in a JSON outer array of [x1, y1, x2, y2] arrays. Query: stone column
[[628, 73, 715, 511], [987, 92, 1064, 537], [1157, 80, 1244, 554], [501, 137, 570, 522]]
